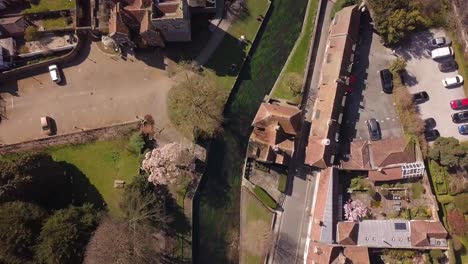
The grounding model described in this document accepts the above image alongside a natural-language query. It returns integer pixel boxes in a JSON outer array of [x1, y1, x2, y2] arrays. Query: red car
[[450, 98, 468, 110]]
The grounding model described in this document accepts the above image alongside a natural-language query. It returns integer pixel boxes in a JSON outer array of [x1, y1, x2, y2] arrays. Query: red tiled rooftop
[[252, 103, 301, 135], [368, 167, 403, 182], [370, 138, 415, 167], [337, 221, 358, 245], [410, 220, 448, 247], [341, 140, 371, 170], [342, 246, 370, 264]]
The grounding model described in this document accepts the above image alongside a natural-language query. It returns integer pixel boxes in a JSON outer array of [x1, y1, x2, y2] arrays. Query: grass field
[[49, 139, 141, 217], [205, 0, 270, 90], [197, 0, 309, 262], [42, 17, 70, 30], [271, 0, 319, 103], [240, 188, 273, 264], [23, 0, 75, 13]]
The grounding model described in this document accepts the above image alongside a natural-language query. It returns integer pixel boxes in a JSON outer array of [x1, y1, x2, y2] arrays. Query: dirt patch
[[243, 220, 272, 256]]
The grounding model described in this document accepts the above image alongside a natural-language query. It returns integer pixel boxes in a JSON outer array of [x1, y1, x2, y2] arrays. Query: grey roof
[[320, 169, 335, 243], [357, 220, 412, 248]]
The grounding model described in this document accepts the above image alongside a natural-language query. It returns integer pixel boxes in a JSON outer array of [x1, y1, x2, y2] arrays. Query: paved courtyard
[[0, 39, 185, 144], [397, 29, 467, 141], [342, 11, 403, 142]]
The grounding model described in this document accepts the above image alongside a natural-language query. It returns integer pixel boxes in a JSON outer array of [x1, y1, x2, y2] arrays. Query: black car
[[438, 60, 458, 72], [412, 91, 429, 104], [379, 69, 393, 93], [430, 37, 451, 48], [367, 118, 381, 141], [424, 129, 440, 141], [424, 118, 437, 129], [452, 111, 468, 123]]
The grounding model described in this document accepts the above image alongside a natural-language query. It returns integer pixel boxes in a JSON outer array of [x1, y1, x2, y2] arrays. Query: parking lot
[[341, 11, 403, 142], [0, 40, 185, 144], [397, 29, 466, 141]]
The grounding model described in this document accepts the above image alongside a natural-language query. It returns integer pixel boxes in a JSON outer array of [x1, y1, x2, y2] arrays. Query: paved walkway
[[195, 0, 245, 65]]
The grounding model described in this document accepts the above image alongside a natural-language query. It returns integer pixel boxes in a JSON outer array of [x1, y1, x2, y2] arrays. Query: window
[[394, 223, 407, 231]]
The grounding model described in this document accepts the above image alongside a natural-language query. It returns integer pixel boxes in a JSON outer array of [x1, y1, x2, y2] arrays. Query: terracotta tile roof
[[252, 103, 301, 135], [309, 168, 335, 242], [368, 167, 403, 182], [0, 15, 24, 36], [370, 138, 415, 167], [124, 0, 152, 9], [305, 5, 360, 168], [341, 140, 371, 170], [305, 136, 327, 168], [307, 242, 340, 264], [330, 5, 361, 39], [337, 221, 358, 245], [342, 246, 370, 264], [248, 103, 300, 165], [410, 221, 448, 247]]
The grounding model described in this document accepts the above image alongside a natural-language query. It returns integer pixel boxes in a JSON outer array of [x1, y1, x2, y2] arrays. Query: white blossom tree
[[142, 143, 196, 186], [344, 199, 369, 222]]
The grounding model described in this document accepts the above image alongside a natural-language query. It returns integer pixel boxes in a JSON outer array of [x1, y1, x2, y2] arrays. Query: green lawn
[[205, 0, 270, 90], [49, 139, 141, 217], [271, 0, 319, 103], [23, 0, 75, 13], [42, 17, 70, 30], [241, 189, 273, 264]]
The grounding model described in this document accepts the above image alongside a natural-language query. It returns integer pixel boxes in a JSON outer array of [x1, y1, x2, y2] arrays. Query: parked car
[[412, 91, 429, 104], [442, 75, 464, 88], [424, 118, 437, 129], [438, 60, 458, 72], [450, 98, 468, 110], [458, 124, 468, 135], [40, 116, 53, 136], [424, 129, 440, 141], [366, 118, 381, 141], [452, 111, 468, 123], [379, 69, 393, 93], [429, 37, 451, 48], [48, 64, 61, 83], [431, 47, 453, 59]]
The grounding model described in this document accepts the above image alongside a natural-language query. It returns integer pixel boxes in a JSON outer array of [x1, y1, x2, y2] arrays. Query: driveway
[[341, 11, 403, 142], [0, 40, 185, 144], [397, 29, 466, 141]]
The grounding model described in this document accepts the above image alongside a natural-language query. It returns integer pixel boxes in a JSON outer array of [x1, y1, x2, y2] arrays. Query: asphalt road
[[272, 0, 333, 263]]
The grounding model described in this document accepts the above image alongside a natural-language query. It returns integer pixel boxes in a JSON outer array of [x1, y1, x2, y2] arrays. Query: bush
[[430, 249, 444, 263], [453, 193, 468, 213], [367, 188, 377, 199], [428, 137, 467, 169], [393, 85, 424, 137], [253, 186, 277, 209], [24, 26, 39, 42], [410, 206, 431, 219], [447, 209, 466, 235], [350, 176, 369, 190], [285, 72, 303, 95], [389, 58, 407, 74], [128, 132, 145, 154], [278, 173, 287, 193]]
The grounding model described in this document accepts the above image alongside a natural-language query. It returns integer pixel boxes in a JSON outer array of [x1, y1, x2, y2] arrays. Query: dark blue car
[[458, 124, 468, 135]]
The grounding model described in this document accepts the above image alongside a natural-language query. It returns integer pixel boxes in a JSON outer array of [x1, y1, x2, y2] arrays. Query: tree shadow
[[399, 70, 418, 87], [395, 30, 435, 61], [273, 232, 298, 263], [59, 161, 106, 210]]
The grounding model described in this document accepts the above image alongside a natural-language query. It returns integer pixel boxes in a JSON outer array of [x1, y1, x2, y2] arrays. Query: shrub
[[370, 200, 381, 208], [253, 186, 277, 209], [367, 188, 377, 200], [350, 176, 369, 190], [278, 173, 287, 193], [453, 193, 468, 213], [447, 209, 466, 235], [389, 58, 407, 74], [428, 137, 467, 169], [128, 132, 145, 154], [430, 249, 444, 263], [285, 72, 303, 95], [410, 206, 431, 219], [24, 26, 39, 42], [393, 85, 424, 137]]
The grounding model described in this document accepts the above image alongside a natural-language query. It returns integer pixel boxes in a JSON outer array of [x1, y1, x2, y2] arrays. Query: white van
[[48, 64, 61, 83], [431, 47, 453, 59]]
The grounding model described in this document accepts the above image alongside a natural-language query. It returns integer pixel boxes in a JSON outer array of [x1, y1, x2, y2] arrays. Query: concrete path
[[194, 0, 245, 65]]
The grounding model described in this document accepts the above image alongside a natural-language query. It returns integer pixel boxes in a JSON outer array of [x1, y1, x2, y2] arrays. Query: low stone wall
[[0, 32, 85, 80], [0, 121, 139, 155]]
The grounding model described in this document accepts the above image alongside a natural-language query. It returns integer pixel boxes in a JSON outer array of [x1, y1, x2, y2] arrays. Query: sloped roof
[[368, 167, 403, 182], [0, 15, 24, 36], [341, 140, 371, 170], [109, 3, 130, 35], [410, 221, 448, 247], [342, 246, 370, 264], [371, 138, 415, 167], [307, 242, 340, 264], [337, 221, 358, 245], [252, 103, 301, 135]]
